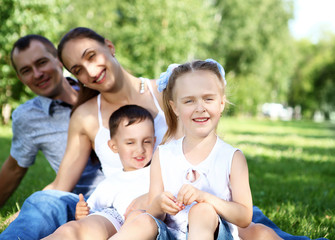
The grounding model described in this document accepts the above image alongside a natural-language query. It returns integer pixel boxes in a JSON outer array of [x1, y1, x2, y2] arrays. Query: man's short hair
[[10, 35, 57, 72]]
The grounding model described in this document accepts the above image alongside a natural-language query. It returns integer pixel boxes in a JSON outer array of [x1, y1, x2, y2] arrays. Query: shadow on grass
[[227, 130, 334, 140], [236, 140, 335, 157]]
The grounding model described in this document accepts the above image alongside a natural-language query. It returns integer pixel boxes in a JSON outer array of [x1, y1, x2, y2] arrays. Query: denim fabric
[[216, 216, 234, 240], [144, 213, 176, 240], [184, 215, 233, 240], [0, 190, 79, 240]]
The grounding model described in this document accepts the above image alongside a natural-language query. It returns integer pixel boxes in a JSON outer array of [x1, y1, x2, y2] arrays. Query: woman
[[45, 27, 168, 193]]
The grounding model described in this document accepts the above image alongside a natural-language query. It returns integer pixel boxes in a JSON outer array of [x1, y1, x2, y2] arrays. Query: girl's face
[[170, 70, 225, 139], [61, 38, 120, 92]]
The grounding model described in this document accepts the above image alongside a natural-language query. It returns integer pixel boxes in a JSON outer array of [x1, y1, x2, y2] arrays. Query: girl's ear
[[108, 139, 118, 153], [169, 100, 179, 117], [220, 95, 226, 113]]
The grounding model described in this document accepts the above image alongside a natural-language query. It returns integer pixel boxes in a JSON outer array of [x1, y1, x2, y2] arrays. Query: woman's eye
[[88, 53, 95, 60]]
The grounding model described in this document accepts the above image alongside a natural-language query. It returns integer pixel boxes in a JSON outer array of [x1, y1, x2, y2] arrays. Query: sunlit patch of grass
[[218, 117, 334, 239]]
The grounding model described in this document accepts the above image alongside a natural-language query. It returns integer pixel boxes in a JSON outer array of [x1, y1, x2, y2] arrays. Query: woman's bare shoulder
[[70, 96, 99, 136]]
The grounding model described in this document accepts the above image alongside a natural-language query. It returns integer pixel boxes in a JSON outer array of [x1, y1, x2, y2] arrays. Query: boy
[[43, 104, 156, 239]]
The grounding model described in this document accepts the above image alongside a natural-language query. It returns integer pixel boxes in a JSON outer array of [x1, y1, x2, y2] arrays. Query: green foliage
[[61, 0, 216, 78], [0, 0, 334, 121], [211, 0, 296, 115], [289, 37, 335, 119]]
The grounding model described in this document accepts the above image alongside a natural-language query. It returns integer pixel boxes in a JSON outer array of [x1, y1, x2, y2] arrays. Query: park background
[[0, 0, 334, 238]]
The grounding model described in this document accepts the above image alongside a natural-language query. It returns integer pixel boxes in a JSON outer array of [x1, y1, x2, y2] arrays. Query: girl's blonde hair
[[161, 60, 226, 143]]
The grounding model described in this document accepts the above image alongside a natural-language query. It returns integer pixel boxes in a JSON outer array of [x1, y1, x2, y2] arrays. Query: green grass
[[218, 117, 334, 239], [0, 118, 334, 238], [0, 124, 56, 231]]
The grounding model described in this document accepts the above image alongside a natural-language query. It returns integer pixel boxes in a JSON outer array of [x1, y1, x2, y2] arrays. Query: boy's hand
[[177, 184, 204, 206], [75, 193, 90, 220]]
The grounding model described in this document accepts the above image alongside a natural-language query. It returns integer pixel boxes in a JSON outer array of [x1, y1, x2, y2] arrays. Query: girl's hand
[[159, 191, 184, 215], [177, 184, 204, 206], [75, 193, 90, 220]]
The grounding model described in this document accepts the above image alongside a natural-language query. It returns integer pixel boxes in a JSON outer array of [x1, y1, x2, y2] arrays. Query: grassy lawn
[[0, 117, 334, 238]]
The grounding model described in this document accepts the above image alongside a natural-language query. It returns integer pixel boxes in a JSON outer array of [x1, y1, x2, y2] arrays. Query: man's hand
[[75, 193, 90, 220]]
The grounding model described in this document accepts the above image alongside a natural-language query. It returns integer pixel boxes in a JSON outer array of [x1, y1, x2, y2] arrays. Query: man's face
[[12, 40, 64, 98]]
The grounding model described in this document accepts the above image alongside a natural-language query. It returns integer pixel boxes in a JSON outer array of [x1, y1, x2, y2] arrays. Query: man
[[0, 35, 104, 239]]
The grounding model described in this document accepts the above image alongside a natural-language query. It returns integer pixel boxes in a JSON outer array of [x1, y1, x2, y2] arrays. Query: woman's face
[[61, 38, 120, 91]]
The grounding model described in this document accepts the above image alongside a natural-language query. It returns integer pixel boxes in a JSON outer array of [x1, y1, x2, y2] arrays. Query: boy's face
[[108, 118, 155, 171]]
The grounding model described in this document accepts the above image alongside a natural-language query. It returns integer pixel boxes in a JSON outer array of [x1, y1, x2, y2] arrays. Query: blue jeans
[[215, 216, 233, 240], [147, 213, 233, 240], [0, 190, 80, 240]]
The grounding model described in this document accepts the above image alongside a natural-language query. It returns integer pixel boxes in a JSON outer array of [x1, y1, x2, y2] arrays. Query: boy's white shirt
[[87, 166, 150, 220]]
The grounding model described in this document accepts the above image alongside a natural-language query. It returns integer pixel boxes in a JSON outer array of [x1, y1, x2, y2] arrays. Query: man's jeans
[[0, 190, 79, 240]]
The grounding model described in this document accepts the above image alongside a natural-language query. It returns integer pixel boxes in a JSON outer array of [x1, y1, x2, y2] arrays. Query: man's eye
[[21, 69, 31, 75], [39, 60, 47, 65]]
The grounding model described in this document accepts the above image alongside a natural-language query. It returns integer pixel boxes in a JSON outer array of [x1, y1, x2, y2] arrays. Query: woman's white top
[[94, 78, 167, 176]]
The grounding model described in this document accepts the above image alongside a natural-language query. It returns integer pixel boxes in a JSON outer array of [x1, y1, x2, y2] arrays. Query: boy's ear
[[108, 139, 118, 153]]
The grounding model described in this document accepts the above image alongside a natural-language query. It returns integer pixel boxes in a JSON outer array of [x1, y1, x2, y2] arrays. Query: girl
[[111, 59, 253, 240]]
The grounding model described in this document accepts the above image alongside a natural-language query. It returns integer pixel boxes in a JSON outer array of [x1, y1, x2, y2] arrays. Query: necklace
[[140, 78, 145, 94]]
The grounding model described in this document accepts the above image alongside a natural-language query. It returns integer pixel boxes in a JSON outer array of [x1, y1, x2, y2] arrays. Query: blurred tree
[[1, 0, 333, 121], [210, 0, 296, 115], [0, 0, 68, 124], [61, 0, 216, 78], [288, 36, 335, 119]]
